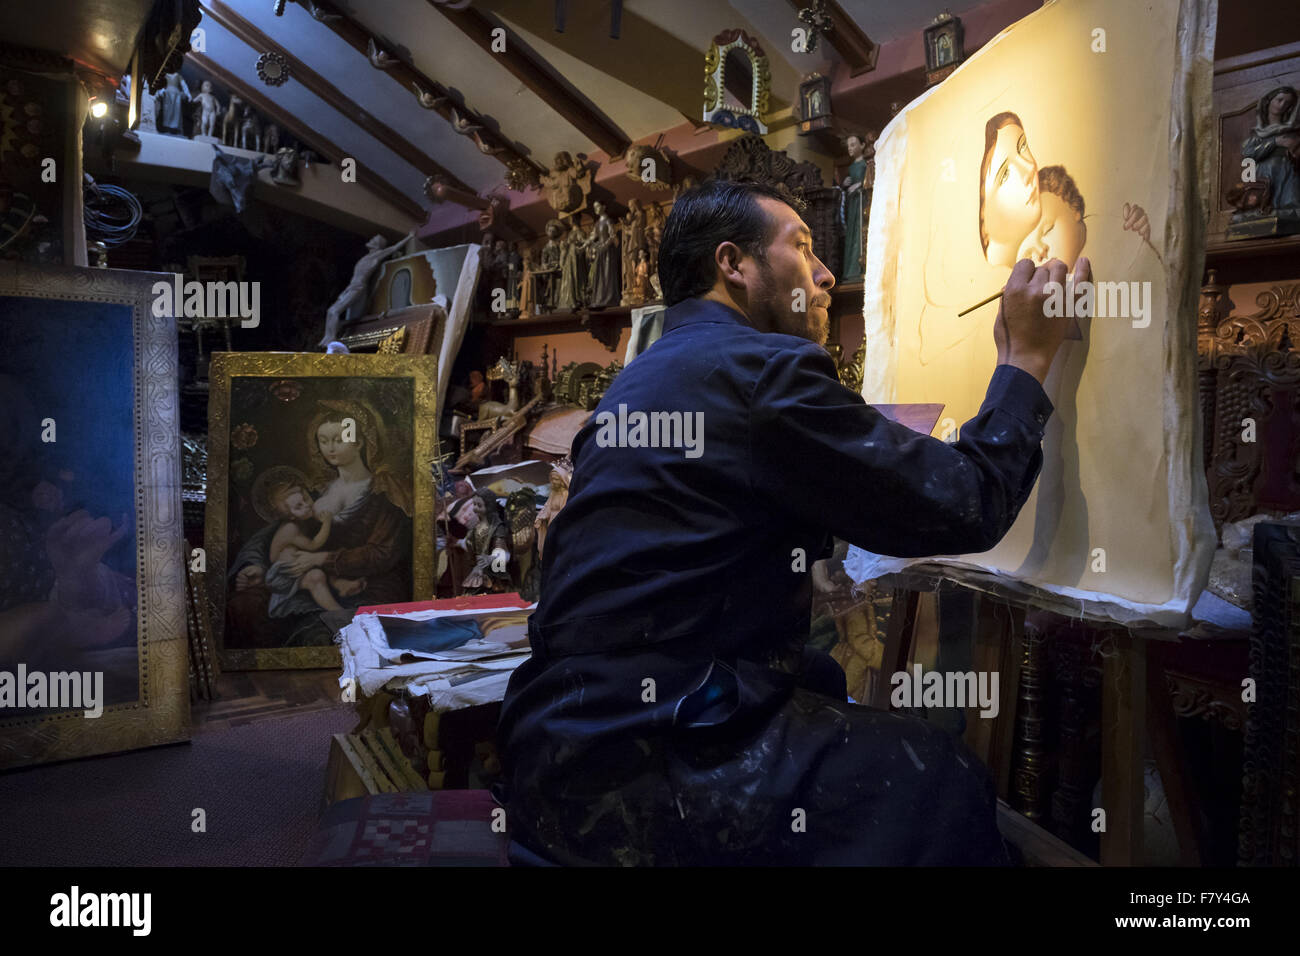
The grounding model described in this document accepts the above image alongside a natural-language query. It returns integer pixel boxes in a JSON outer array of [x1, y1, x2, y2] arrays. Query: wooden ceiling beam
[[199, 0, 474, 195], [188, 51, 426, 222], [424, 1, 631, 159], [290, 0, 540, 183], [785, 0, 879, 76]]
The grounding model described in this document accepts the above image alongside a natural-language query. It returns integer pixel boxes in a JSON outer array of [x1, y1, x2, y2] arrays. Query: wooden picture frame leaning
[[206, 352, 437, 670], [0, 262, 189, 768]]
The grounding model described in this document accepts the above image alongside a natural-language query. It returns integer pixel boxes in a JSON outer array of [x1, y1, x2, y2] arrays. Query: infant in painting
[[265, 480, 366, 614]]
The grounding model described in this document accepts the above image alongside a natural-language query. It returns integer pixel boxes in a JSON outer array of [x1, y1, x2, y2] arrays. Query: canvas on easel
[[851, 0, 1218, 627]]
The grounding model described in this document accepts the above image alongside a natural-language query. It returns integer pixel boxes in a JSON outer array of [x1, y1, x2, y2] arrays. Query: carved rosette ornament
[[506, 158, 541, 193], [255, 51, 290, 87]]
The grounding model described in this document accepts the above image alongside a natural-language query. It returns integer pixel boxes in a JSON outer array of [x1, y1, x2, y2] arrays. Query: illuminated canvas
[[849, 0, 1218, 625]]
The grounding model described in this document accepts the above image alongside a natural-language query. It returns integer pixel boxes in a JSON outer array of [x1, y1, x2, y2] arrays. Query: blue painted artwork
[[0, 295, 140, 709]]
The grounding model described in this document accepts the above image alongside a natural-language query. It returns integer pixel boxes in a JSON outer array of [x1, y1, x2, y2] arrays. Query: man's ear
[[715, 241, 745, 287]]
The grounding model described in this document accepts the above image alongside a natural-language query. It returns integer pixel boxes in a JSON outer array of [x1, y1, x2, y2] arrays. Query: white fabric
[[336, 602, 535, 707]]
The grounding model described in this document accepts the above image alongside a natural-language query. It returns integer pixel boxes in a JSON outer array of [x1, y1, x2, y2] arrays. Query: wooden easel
[[873, 568, 1151, 866]]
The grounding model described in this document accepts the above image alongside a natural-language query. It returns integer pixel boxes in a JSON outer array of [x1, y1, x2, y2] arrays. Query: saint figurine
[[154, 73, 190, 136], [556, 224, 583, 311], [587, 200, 621, 309], [620, 199, 647, 305], [840, 131, 874, 282], [537, 220, 565, 313], [505, 241, 522, 312], [446, 491, 512, 594], [539, 151, 591, 217], [630, 248, 651, 305], [1239, 86, 1300, 220], [320, 230, 416, 345], [192, 80, 221, 139], [518, 246, 538, 319]]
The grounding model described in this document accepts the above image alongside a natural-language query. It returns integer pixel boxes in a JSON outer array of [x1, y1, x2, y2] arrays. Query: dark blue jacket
[[497, 296, 1052, 864]]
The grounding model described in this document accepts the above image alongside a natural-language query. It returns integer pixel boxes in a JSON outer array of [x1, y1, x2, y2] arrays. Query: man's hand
[[994, 256, 1089, 386]]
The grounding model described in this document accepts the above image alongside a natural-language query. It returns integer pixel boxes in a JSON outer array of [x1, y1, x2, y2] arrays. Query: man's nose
[[814, 255, 835, 290]]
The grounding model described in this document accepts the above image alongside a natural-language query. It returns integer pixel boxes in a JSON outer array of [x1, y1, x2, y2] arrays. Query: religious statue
[[1227, 85, 1300, 238], [624, 144, 674, 192], [261, 122, 280, 155], [620, 199, 647, 305], [222, 96, 243, 146], [191, 80, 221, 139], [154, 73, 190, 136], [468, 370, 487, 406], [587, 200, 621, 309], [476, 231, 497, 313], [538, 150, 593, 218], [535, 220, 566, 312], [446, 491, 512, 594], [518, 245, 538, 319], [270, 146, 300, 186], [238, 106, 261, 152], [534, 459, 573, 559], [505, 241, 522, 313], [556, 222, 584, 311], [840, 131, 875, 281], [319, 230, 416, 345], [646, 218, 665, 302], [630, 247, 652, 305], [571, 214, 593, 303]]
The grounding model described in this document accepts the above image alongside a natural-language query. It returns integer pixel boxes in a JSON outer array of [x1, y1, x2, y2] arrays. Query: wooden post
[[1100, 627, 1146, 865], [873, 587, 919, 710]]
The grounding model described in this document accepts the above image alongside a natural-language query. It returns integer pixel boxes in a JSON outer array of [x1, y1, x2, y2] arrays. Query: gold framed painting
[[206, 352, 437, 669], [0, 263, 189, 769]]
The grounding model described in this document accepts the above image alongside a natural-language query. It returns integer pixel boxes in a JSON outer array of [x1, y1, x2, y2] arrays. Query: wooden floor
[[191, 669, 348, 734]]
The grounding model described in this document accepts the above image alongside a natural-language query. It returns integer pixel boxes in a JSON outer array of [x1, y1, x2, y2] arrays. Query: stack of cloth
[[336, 595, 535, 712]]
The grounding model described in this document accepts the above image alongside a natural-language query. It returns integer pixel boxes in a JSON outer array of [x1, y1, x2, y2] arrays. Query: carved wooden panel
[[1241, 521, 1300, 865], [713, 135, 842, 277], [1201, 279, 1300, 528]]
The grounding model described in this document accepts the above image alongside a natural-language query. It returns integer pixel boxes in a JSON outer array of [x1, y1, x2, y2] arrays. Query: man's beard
[[753, 263, 825, 344]]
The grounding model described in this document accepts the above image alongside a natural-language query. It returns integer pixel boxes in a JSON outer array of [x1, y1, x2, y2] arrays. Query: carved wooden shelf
[[1205, 234, 1300, 286], [478, 303, 656, 351]]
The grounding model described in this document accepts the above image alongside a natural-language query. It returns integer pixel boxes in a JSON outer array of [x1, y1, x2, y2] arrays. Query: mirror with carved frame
[[703, 29, 771, 134]]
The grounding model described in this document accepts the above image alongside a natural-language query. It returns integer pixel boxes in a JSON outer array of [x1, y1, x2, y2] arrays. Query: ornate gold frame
[[703, 29, 771, 134], [0, 263, 189, 768], [206, 352, 437, 669]]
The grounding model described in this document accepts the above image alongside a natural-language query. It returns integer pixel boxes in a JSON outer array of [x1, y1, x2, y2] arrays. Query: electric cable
[[82, 175, 142, 247]]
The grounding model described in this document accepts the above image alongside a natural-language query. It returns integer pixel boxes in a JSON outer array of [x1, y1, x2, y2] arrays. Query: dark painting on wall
[[206, 353, 437, 669], [0, 263, 188, 768], [0, 66, 77, 265]]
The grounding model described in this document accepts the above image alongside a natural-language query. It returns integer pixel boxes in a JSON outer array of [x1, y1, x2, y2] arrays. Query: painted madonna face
[[1018, 192, 1086, 268], [982, 123, 1041, 263], [317, 420, 363, 467], [1269, 89, 1297, 124]]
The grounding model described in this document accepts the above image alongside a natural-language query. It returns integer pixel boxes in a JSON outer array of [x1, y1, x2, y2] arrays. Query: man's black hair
[[657, 179, 799, 307]]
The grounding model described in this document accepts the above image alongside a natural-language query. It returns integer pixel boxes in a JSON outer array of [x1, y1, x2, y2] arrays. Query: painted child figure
[[264, 480, 366, 614]]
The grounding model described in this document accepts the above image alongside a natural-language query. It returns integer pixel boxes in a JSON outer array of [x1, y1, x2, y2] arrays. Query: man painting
[[497, 179, 1084, 865]]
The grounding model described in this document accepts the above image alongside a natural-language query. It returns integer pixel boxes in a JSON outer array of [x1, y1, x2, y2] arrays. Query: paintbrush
[[957, 290, 1002, 317], [958, 274, 1084, 338]]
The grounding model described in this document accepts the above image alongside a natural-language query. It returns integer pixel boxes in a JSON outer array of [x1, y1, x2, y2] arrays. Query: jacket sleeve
[[750, 342, 1053, 558]]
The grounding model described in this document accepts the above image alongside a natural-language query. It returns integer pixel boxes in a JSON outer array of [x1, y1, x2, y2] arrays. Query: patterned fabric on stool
[[300, 791, 508, 866]]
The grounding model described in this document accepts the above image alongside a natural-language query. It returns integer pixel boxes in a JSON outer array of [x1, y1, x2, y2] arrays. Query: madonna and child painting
[[207, 354, 436, 668]]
